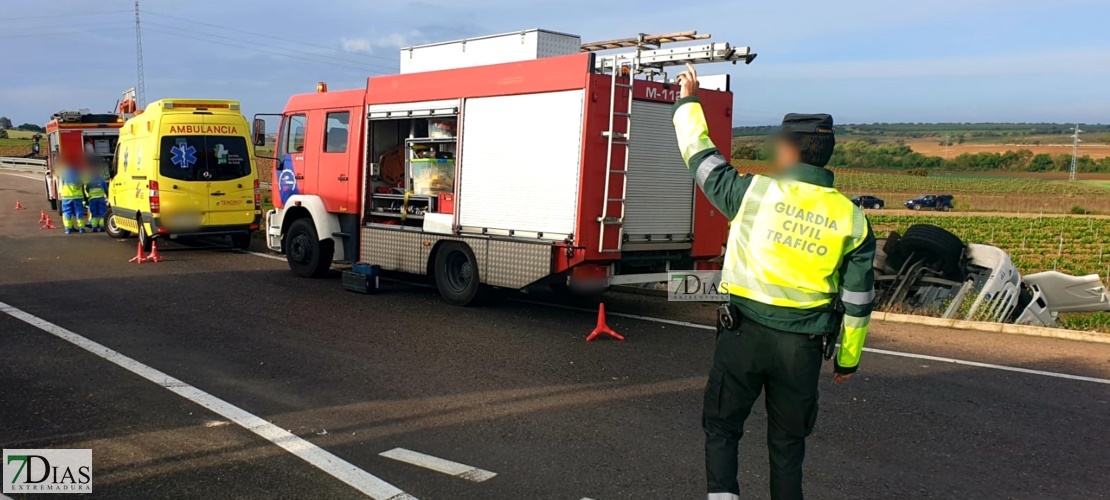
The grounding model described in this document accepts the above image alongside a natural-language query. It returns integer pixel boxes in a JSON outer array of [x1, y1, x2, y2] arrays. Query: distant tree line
[[0, 116, 45, 133], [732, 140, 1110, 173], [732, 123, 1110, 139]]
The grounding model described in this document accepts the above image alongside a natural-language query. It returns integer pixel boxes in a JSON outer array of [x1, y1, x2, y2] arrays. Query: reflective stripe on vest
[[719, 175, 867, 309], [60, 182, 84, 200], [87, 185, 106, 199]]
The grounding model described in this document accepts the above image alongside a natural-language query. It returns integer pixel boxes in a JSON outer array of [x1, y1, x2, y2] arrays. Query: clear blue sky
[[2, 0, 1108, 126]]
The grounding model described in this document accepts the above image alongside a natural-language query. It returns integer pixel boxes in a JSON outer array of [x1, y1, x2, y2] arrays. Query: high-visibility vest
[[86, 179, 107, 199], [720, 174, 868, 309], [60, 171, 84, 200]]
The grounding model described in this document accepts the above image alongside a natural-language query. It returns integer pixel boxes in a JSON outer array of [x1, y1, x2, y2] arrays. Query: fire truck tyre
[[104, 208, 130, 238], [285, 219, 333, 278], [897, 224, 964, 279], [231, 233, 252, 250], [137, 215, 153, 253], [434, 241, 486, 306]]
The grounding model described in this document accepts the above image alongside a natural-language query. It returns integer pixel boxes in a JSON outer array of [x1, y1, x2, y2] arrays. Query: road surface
[[1, 172, 1108, 499]]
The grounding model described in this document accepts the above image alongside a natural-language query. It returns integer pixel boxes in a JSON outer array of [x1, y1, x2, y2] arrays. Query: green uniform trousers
[[703, 318, 823, 500]]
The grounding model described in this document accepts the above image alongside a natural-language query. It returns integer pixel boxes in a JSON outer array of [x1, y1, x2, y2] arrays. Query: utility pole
[[1069, 124, 1083, 181], [134, 1, 146, 109], [944, 133, 950, 160]]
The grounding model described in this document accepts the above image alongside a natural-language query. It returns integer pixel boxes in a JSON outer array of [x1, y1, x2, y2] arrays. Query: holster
[[717, 302, 742, 334], [824, 298, 845, 361]]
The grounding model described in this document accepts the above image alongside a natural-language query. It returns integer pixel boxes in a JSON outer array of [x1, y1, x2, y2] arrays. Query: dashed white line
[[240, 250, 286, 261], [380, 448, 497, 482], [237, 251, 1110, 385], [0, 301, 416, 500]]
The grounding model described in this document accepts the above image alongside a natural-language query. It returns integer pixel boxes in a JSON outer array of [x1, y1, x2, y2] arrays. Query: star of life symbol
[[171, 143, 197, 169]]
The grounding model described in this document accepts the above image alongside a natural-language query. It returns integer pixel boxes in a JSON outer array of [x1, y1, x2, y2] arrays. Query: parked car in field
[[904, 194, 954, 211], [850, 195, 885, 209]]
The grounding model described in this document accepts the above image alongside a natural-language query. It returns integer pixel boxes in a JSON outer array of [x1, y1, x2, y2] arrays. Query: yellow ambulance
[[106, 99, 260, 251]]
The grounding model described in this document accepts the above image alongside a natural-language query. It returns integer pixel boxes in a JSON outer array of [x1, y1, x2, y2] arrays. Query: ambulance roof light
[[317, 82, 328, 93]]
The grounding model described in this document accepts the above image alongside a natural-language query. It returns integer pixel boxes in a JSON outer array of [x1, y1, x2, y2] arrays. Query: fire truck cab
[[44, 109, 124, 212], [256, 29, 755, 305]]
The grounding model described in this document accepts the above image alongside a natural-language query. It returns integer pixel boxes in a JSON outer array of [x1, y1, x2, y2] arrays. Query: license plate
[[165, 213, 203, 230]]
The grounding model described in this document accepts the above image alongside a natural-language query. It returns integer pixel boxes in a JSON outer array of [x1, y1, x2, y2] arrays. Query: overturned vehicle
[[874, 224, 1110, 327]]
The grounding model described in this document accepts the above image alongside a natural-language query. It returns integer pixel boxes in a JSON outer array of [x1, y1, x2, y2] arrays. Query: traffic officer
[[84, 173, 109, 232], [673, 63, 876, 500], [59, 167, 87, 234]]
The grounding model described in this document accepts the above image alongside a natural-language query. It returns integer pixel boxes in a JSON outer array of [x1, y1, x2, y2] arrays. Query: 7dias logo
[[668, 271, 729, 302], [3, 449, 92, 494]]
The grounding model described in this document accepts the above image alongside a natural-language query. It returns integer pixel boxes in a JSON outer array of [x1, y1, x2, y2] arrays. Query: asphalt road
[[2, 171, 1109, 500]]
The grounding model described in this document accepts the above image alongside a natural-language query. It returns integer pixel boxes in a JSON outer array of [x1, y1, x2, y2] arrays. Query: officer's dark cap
[[779, 113, 834, 136]]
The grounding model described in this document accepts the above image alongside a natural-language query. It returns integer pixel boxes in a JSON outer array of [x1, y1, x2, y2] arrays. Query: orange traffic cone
[[586, 302, 624, 342], [38, 210, 47, 223], [14, 200, 25, 210], [146, 241, 165, 263], [128, 241, 147, 264], [39, 215, 57, 230]]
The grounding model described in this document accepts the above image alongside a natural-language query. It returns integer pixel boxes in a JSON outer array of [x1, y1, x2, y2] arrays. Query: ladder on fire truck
[[584, 31, 756, 253]]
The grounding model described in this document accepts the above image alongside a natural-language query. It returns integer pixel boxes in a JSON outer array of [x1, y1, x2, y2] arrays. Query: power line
[[143, 21, 397, 73], [0, 27, 131, 39], [141, 27, 376, 73], [0, 10, 131, 22], [141, 9, 401, 66]]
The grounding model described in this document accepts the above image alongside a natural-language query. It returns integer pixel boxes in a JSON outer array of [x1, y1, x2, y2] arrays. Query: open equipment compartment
[[364, 99, 459, 229]]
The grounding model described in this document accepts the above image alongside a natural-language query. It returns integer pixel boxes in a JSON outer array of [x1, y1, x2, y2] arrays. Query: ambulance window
[[282, 114, 306, 155], [205, 137, 252, 181], [323, 112, 349, 153], [160, 136, 205, 181]]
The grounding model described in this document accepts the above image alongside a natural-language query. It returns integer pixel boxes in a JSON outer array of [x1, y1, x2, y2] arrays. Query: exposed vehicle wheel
[[104, 207, 130, 238], [872, 203, 882, 210], [897, 224, 965, 280], [434, 241, 487, 306], [942, 205, 952, 212], [230, 233, 251, 250], [285, 218, 333, 278], [912, 204, 922, 211], [137, 215, 152, 253]]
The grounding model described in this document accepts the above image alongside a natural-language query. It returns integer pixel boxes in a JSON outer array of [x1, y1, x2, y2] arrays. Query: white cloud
[[341, 31, 423, 55], [341, 38, 375, 55]]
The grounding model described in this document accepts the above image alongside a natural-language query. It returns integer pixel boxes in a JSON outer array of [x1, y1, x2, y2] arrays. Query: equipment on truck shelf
[[255, 29, 753, 305]]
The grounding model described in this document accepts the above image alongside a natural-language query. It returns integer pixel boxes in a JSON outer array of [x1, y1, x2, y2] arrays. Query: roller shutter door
[[623, 100, 694, 243]]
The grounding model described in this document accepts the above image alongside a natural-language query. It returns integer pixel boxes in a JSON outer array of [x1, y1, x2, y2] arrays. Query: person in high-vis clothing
[[59, 168, 87, 234], [673, 63, 875, 500], [85, 174, 109, 233]]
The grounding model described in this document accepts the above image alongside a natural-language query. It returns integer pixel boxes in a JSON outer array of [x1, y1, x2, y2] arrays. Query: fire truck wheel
[[434, 241, 486, 306], [104, 208, 130, 238], [285, 218, 333, 278]]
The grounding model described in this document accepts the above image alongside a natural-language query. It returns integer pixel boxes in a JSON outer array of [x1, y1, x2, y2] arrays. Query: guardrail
[[0, 157, 47, 173]]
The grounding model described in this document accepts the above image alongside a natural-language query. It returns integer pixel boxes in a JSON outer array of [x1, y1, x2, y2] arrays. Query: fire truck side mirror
[[251, 118, 266, 147]]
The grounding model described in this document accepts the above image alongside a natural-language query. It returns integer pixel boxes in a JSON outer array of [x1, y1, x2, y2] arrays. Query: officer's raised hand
[[676, 62, 699, 98]]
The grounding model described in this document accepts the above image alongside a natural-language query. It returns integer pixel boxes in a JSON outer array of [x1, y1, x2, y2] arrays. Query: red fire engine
[[44, 108, 125, 212], [254, 30, 755, 305]]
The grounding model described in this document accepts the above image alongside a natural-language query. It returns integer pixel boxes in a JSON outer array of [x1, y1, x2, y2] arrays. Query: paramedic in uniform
[[673, 63, 876, 500]]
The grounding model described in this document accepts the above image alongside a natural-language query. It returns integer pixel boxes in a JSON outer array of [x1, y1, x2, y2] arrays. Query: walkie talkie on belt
[[824, 298, 845, 361]]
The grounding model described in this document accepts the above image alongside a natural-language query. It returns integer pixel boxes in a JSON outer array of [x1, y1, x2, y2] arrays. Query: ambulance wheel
[[285, 219, 333, 278], [105, 208, 130, 238], [137, 215, 153, 253], [434, 241, 487, 306]]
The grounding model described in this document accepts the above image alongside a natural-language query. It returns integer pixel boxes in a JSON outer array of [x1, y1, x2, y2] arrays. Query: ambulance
[[107, 99, 260, 251]]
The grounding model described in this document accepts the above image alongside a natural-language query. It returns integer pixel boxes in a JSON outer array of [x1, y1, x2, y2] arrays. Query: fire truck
[[255, 30, 755, 305], [44, 108, 125, 212]]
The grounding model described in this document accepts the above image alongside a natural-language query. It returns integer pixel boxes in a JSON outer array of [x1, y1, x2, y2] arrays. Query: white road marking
[[241, 250, 286, 262], [0, 301, 416, 500], [380, 448, 497, 482], [235, 251, 1110, 385], [0, 171, 44, 181], [1, 492, 15, 500]]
